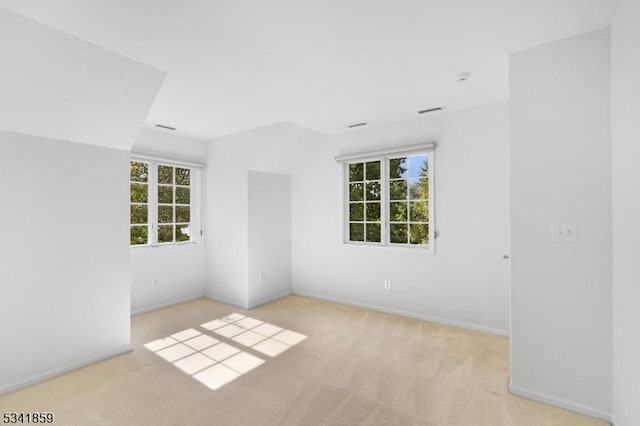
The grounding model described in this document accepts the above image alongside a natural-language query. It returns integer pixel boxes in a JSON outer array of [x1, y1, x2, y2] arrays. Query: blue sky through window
[[409, 154, 427, 177]]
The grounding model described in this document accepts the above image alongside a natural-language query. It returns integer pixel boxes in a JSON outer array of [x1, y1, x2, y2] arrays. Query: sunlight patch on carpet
[[144, 314, 307, 390]]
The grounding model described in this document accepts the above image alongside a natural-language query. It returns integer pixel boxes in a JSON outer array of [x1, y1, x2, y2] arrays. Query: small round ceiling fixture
[[457, 71, 472, 82]]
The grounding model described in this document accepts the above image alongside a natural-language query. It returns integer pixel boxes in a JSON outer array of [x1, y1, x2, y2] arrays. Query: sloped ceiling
[[0, 1, 616, 141], [0, 8, 165, 150]]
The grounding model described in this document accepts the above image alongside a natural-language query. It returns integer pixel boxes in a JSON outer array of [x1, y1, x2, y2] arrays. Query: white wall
[[0, 8, 164, 151], [130, 222, 205, 315], [130, 129, 207, 314], [133, 128, 207, 163], [509, 28, 612, 419], [611, 2, 640, 425], [248, 171, 292, 308], [205, 122, 323, 308], [292, 102, 511, 335], [206, 105, 509, 333], [0, 130, 130, 394]]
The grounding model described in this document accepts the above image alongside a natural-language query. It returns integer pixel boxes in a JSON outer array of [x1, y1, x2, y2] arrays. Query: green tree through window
[[348, 160, 382, 243], [130, 161, 194, 246], [157, 165, 191, 244], [389, 154, 429, 245], [130, 161, 149, 245], [345, 151, 432, 248]]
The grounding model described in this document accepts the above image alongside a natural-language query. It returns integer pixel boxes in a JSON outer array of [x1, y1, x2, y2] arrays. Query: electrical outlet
[[384, 280, 392, 290], [259, 273, 265, 285], [152, 279, 158, 287]]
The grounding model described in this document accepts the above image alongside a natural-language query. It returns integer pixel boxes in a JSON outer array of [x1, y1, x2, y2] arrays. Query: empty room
[[0, 1, 638, 425]]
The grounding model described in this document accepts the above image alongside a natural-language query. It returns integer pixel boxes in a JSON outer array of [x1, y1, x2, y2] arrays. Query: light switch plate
[[551, 224, 578, 243]]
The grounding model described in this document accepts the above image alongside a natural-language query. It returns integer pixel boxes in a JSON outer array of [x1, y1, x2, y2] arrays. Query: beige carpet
[[0, 296, 607, 425]]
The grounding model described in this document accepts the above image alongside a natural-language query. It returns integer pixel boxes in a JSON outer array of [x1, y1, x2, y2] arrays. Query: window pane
[[349, 163, 364, 182], [409, 201, 429, 222], [390, 223, 408, 244], [349, 183, 364, 201], [366, 202, 381, 221], [349, 203, 364, 221], [130, 162, 148, 182], [366, 181, 381, 201], [130, 226, 148, 245], [343, 151, 432, 247], [410, 223, 429, 245], [130, 183, 148, 203], [176, 225, 191, 242], [158, 225, 174, 243], [176, 206, 190, 223], [349, 223, 365, 241], [158, 185, 173, 204], [365, 161, 380, 180], [130, 205, 148, 224], [409, 177, 429, 200], [176, 168, 191, 185], [158, 165, 173, 184], [390, 202, 408, 222], [158, 205, 174, 223], [389, 158, 407, 179], [409, 155, 428, 177], [366, 223, 381, 242], [389, 180, 407, 200], [176, 186, 190, 204]]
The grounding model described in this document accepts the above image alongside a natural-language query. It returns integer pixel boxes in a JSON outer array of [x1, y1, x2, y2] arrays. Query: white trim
[[0, 345, 132, 396], [292, 290, 509, 337], [342, 241, 434, 254], [130, 240, 198, 250], [335, 142, 435, 163], [130, 293, 205, 316], [428, 148, 436, 251], [130, 152, 205, 169], [247, 291, 292, 309], [509, 384, 612, 423], [381, 158, 388, 243], [204, 294, 250, 310]]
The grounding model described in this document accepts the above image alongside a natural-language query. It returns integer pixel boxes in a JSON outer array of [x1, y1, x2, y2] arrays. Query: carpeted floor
[[0, 296, 607, 425]]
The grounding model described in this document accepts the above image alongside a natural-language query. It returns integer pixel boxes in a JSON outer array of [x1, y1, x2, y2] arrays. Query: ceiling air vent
[[155, 124, 176, 131], [418, 107, 445, 115]]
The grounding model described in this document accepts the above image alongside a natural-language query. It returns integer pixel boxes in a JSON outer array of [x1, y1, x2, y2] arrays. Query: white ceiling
[[0, 0, 616, 140], [0, 8, 165, 150]]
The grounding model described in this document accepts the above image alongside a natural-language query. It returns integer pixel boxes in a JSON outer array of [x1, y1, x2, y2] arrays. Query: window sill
[[130, 241, 198, 250], [342, 241, 435, 255]]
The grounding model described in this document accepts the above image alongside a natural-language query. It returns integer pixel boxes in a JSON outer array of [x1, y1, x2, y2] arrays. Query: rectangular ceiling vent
[[418, 107, 445, 114], [155, 124, 176, 131]]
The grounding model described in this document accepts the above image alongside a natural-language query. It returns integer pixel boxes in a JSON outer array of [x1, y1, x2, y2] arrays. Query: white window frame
[[130, 154, 205, 248], [337, 142, 435, 253]]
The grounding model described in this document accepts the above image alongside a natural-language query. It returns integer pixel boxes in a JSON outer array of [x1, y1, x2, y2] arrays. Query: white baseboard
[[509, 384, 612, 423], [204, 293, 249, 310], [131, 293, 205, 316], [292, 290, 509, 337], [248, 291, 292, 309], [0, 345, 132, 396]]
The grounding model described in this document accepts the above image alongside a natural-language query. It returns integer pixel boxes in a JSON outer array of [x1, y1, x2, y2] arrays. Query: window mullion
[[149, 162, 158, 245], [428, 152, 435, 247], [344, 163, 349, 243], [381, 157, 389, 245], [172, 167, 176, 243]]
